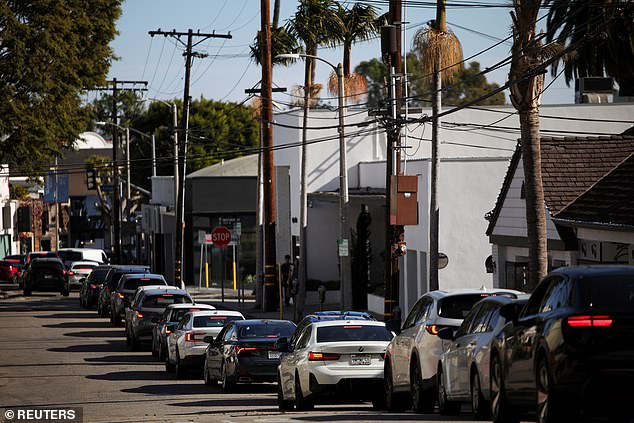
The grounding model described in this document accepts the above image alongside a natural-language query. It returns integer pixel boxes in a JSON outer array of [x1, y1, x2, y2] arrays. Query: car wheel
[[490, 354, 518, 423], [151, 338, 158, 358], [158, 342, 166, 362], [23, 288, 32, 296], [437, 367, 460, 415], [277, 372, 294, 410], [130, 332, 140, 351], [411, 361, 434, 413], [471, 369, 489, 419], [11, 275, 17, 285], [221, 362, 235, 392], [204, 357, 217, 386], [175, 350, 187, 379], [165, 353, 175, 373], [99, 302, 108, 317], [294, 373, 314, 411], [371, 393, 387, 410], [536, 356, 568, 423], [61, 287, 69, 297], [385, 361, 407, 412], [79, 295, 85, 309], [112, 313, 121, 327]]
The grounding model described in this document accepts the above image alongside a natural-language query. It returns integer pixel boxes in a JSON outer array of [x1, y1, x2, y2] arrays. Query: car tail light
[[165, 327, 172, 335], [567, 315, 613, 327], [308, 351, 340, 361], [118, 293, 125, 299], [135, 311, 144, 318], [90, 285, 97, 289], [140, 278, 151, 281], [185, 332, 206, 342], [426, 324, 440, 335], [67, 271, 75, 276], [235, 346, 258, 355]]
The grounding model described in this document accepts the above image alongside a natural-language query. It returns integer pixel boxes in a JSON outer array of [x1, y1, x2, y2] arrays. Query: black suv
[[110, 273, 167, 326], [79, 265, 113, 309], [22, 258, 69, 296], [96, 265, 150, 317]]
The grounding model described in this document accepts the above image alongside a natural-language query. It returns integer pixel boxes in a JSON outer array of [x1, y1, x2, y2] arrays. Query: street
[[0, 289, 495, 423]]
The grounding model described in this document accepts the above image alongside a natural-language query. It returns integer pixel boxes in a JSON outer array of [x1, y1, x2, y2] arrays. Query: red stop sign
[[211, 226, 232, 248]]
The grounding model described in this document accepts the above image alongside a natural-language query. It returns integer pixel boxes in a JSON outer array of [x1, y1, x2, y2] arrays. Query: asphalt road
[[0, 288, 598, 423]]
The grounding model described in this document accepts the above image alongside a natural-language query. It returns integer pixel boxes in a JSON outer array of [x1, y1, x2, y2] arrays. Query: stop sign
[[211, 226, 232, 248]]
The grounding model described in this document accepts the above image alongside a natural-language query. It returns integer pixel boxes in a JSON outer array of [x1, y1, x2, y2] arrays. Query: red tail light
[[165, 327, 171, 335], [185, 332, 195, 342], [135, 311, 143, 318], [426, 324, 440, 335], [235, 346, 258, 354], [67, 271, 75, 276], [90, 285, 97, 289], [308, 351, 341, 361], [118, 293, 125, 299], [567, 315, 613, 327]]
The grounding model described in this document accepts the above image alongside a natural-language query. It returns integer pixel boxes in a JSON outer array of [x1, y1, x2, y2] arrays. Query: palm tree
[[545, 0, 634, 96], [412, 0, 463, 293], [509, 0, 547, 291], [286, 0, 342, 318], [327, 3, 379, 104]]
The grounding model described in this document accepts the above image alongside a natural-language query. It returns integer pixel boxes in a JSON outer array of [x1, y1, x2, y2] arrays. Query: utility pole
[[149, 29, 232, 288], [384, 0, 404, 322], [93, 79, 147, 264]]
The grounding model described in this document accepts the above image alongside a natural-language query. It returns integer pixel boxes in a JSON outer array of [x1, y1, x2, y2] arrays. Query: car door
[[175, 314, 193, 358], [292, 325, 314, 396], [170, 314, 190, 360], [445, 303, 481, 398], [207, 325, 230, 379], [221, 325, 238, 377], [392, 297, 428, 388]]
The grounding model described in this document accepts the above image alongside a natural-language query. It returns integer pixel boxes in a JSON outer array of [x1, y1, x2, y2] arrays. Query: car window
[[540, 276, 570, 313], [122, 278, 165, 291], [222, 325, 236, 342], [141, 294, 190, 308], [72, 263, 97, 270], [403, 297, 427, 329], [238, 323, 295, 339], [290, 320, 308, 346], [454, 303, 481, 338], [577, 275, 634, 312], [437, 294, 490, 319], [162, 308, 171, 321], [295, 325, 312, 349], [522, 278, 553, 317], [472, 303, 496, 333], [193, 315, 243, 328], [177, 314, 190, 330], [316, 324, 394, 342]]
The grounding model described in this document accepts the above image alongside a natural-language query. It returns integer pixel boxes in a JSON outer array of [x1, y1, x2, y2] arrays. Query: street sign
[[198, 230, 205, 245], [338, 239, 349, 257], [211, 226, 232, 248]]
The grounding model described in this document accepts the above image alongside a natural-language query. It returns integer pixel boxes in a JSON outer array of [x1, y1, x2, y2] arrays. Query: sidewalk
[[188, 287, 341, 322]]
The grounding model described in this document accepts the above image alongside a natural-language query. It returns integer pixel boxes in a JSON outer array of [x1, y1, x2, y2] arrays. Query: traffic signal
[[86, 168, 97, 190]]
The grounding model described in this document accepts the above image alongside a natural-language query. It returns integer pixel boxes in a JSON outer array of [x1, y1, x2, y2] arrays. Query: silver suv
[[384, 288, 523, 412]]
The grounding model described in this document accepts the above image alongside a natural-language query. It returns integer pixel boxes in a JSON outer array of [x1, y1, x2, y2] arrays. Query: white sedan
[[277, 319, 394, 410], [166, 309, 245, 378]]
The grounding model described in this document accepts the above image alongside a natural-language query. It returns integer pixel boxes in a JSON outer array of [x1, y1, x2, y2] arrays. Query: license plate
[[350, 354, 371, 365], [44, 275, 53, 279], [268, 351, 281, 359]]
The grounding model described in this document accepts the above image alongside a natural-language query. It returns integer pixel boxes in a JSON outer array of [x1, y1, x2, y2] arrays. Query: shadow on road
[[121, 383, 216, 396], [63, 330, 125, 338], [35, 312, 96, 319], [294, 412, 480, 421], [86, 370, 172, 381], [168, 396, 276, 409], [43, 320, 112, 329], [84, 354, 157, 365], [48, 340, 127, 354]]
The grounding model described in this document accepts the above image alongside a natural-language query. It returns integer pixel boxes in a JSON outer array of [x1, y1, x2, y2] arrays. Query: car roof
[[165, 303, 215, 310], [120, 273, 165, 280], [550, 265, 634, 279], [70, 261, 100, 266], [187, 310, 243, 318], [137, 286, 189, 296], [309, 319, 387, 328], [31, 258, 63, 263], [234, 319, 296, 327], [302, 310, 376, 322], [423, 288, 525, 300]]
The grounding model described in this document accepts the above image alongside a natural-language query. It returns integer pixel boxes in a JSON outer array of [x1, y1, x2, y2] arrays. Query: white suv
[[384, 288, 524, 412]]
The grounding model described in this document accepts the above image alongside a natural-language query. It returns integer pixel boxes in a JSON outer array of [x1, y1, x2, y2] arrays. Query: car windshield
[[194, 315, 243, 328], [72, 263, 97, 271], [316, 325, 394, 342], [238, 323, 295, 339], [88, 269, 110, 283], [123, 278, 165, 290], [32, 261, 64, 271], [58, 251, 83, 262], [437, 294, 500, 319], [577, 276, 634, 313], [142, 294, 189, 308]]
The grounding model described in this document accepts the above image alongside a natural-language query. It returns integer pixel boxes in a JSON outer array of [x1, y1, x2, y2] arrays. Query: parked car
[[489, 266, 634, 423], [436, 295, 528, 417], [19, 252, 60, 289], [125, 285, 193, 350], [277, 319, 394, 411], [384, 288, 525, 412], [110, 273, 167, 326], [66, 261, 99, 291], [166, 309, 245, 378], [151, 303, 217, 361], [290, 311, 376, 345], [79, 265, 112, 309], [0, 259, 21, 283], [96, 265, 150, 317], [22, 258, 69, 296], [203, 319, 296, 391], [57, 248, 108, 267]]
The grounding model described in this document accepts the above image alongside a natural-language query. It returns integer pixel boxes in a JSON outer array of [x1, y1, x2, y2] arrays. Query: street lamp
[[276, 53, 351, 311]]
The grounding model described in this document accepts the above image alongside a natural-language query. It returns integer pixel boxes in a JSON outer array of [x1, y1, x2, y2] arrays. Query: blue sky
[[104, 0, 575, 108]]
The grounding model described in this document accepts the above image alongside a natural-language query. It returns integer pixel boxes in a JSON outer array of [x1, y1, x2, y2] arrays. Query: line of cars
[[76, 263, 634, 422]]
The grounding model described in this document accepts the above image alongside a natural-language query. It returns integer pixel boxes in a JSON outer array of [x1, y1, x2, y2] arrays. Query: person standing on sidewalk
[[281, 255, 292, 306]]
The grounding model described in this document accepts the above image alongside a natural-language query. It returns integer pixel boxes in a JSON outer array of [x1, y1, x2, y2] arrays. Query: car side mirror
[[275, 337, 290, 353], [151, 317, 159, 324], [203, 336, 214, 343], [499, 303, 519, 323], [437, 327, 455, 341], [385, 319, 402, 335]]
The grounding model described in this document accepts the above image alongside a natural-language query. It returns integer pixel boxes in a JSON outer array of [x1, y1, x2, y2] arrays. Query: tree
[[442, 62, 506, 105], [509, 0, 548, 292], [0, 0, 122, 171], [354, 58, 388, 109], [545, 0, 634, 96], [327, 2, 379, 104]]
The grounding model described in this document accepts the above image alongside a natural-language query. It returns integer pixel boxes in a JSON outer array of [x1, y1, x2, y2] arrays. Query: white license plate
[[44, 275, 53, 279], [268, 351, 281, 359], [350, 354, 371, 365]]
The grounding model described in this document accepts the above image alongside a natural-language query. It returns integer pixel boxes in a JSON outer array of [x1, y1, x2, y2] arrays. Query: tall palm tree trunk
[[429, 57, 441, 291], [273, 0, 281, 29], [519, 109, 547, 290]]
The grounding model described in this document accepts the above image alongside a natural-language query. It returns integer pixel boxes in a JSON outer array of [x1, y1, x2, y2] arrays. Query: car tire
[[536, 356, 568, 423], [112, 313, 121, 327], [471, 369, 489, 419], [277, 373, 294, 410], [23, 288, 32, 296], [158, 342, 166, 362], [204, 357, 217, 386], [385, 361, 407, 412], [165, 354, 175, 373], [151, 338, 158, 358], [294, 373, 314, 411], [130, 332, 140, 351], [437, 367, 460, 415], [221, 362, 235, 392], [99, 302, 108, 318], [11, 275, 17, 285], [61, 288, 69, 297], [490, 353, 518, 423], [372, 393, 387, 410], [175, 350, 187, 379], [411, 361, 435, 413]]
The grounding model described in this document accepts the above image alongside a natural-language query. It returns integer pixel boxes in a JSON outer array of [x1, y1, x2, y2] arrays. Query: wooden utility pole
[[384, 0, 403, 321], [149, 29, 232, 288], [259, 0, 278, 312], [93, 79, 147, 264]]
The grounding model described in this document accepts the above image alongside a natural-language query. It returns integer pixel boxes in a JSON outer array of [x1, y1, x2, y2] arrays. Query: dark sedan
[[79, 265, 112, 309], [490, 265, 634, 423], [204, 319, 296, 391]]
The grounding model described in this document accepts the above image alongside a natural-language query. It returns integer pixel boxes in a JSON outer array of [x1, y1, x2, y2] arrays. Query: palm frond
[[412, 26, 464, 83], [327, 71, 368, 104]]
